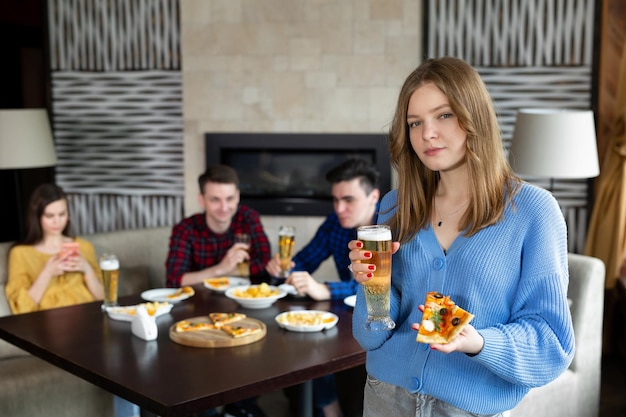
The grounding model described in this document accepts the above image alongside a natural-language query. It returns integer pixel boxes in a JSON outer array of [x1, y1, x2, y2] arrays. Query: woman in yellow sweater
[[5, 183, 142, 417], [5, 183, 104, 314]]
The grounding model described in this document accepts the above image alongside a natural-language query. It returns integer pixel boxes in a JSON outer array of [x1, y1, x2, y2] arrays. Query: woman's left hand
[[411, 305, 484, 355]]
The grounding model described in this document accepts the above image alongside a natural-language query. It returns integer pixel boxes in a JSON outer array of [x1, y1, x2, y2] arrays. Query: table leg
[[296, 380, 313, 417]]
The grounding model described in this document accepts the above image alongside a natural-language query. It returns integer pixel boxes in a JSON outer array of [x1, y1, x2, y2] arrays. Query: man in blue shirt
[[266, 158, 381, 301], [265, 158, 381, 417]]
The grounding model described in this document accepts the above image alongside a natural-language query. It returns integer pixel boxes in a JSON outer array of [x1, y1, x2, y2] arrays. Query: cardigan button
[[433, 257, 444, 270], [412, 377, 422, 390]]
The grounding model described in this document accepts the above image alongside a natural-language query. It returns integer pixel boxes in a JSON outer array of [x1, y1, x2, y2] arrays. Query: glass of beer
[[234, 233, 250, 278], [278, 226, 296, 278], [100, 253, 120, 310], [357, 225, 395, 330]]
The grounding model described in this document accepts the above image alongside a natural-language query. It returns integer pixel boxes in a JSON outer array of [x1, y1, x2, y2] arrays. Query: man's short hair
[[325, 158, 381, 195], [198, 165, 239, 194]]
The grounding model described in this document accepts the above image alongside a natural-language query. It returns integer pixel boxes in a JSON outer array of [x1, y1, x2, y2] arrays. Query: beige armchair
[[512, 253, 605, 417]]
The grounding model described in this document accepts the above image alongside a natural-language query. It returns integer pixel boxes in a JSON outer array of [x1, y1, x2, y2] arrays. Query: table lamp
[[0, 109, 57, 169], [508, 108, 600, 189], [0, 109, 57, 241]]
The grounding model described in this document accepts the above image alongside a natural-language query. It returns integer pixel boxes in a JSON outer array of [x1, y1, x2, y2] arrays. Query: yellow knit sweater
[[5, 238, 102, 314]]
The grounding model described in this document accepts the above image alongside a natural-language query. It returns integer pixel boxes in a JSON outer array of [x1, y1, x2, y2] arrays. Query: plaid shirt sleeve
[[165, 216, 197, 288], [326, 279, 359, 300]]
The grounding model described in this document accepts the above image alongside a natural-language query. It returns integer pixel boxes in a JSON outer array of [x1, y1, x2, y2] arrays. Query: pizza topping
[[174, 312, 258, 338], [209, 312, 247, 327], [220, 325, 261, 338], [204, 277, 230, 289], [417, 291, 474, 344], [167, 286, 195, 299], [175, 320, 217, 332], [421, 319, 435, 332]]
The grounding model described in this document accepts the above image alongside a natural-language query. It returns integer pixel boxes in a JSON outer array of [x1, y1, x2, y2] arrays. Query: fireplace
[[205, 132, 392, 216]]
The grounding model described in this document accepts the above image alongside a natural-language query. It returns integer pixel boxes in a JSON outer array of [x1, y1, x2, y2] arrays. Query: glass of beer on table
[[278, 226, 296, 278], [234, 233, 250, 278], [100, 253, 119, 310], [357, 225, 395, 330]]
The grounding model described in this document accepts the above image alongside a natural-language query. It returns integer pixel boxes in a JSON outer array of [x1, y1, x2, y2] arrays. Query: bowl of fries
[[225, 283, 287, 309]]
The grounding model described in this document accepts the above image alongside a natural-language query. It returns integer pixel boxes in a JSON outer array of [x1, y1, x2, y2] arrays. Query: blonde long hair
[[387, 57, 521, 243]]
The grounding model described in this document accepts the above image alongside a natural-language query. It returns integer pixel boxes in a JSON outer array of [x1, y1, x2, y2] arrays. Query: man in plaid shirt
[[266, 158, 381, 301], [165, 164, 271, 288], [164, 165, 271, 417]]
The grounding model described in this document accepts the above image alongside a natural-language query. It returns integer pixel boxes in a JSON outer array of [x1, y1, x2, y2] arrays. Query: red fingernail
[[356, 241, 363, 248], [366, 272, 373, 278], [364, 252, 372, 258], [368, 265, 375, 270]]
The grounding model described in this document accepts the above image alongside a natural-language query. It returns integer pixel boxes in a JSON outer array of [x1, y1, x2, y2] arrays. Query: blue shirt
[[292, 204, 379, 300], [352, 183, 574, 414]]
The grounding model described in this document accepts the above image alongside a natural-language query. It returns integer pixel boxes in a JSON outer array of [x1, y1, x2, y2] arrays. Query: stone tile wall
[[180, 0, 422, 280]]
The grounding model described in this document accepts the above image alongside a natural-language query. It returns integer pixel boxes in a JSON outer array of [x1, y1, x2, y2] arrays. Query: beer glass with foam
[[278, 226, 295, 278], [357, 225, 395, 330], [100, 253, 119, 310]]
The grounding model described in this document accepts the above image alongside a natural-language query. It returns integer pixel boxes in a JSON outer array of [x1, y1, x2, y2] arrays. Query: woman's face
[[406, 82, 467, 173], [40, 199, 69, 237]]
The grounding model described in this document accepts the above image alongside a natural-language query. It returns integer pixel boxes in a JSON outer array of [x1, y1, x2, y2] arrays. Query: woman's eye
[[439, 113, 453, 119], [408, 121, 422, 128]]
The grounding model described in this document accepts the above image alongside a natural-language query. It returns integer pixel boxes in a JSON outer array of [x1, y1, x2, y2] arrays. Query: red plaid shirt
[[165, 206, 271, 287]]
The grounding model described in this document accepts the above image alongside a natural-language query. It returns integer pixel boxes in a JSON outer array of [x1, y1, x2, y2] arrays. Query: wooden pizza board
[[169, 316, 266, 348]]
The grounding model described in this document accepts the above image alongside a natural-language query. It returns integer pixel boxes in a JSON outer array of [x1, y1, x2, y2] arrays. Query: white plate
[[343, 295, 356, 308], [106, 302, 173, 322], [141, 288, 194, 303], [275, 310, 339, 332], [203, 277, 251, 293], [225, 285, 287, 309]]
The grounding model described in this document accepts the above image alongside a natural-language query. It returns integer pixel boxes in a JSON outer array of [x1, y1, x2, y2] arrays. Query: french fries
[[232, 283, 279, 298], [276, 311, 335, 326]]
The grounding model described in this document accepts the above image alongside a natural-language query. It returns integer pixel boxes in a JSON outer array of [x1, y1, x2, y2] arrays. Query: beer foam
[[100, 259, 120, 270], [357, 226, 391, 241]]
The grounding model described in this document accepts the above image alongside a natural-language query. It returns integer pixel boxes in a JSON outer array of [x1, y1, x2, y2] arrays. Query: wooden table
[[0, 286, 365, 417]]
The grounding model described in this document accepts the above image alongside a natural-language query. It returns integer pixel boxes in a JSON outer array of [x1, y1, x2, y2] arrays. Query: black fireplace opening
[[205, 132, 392, 216]]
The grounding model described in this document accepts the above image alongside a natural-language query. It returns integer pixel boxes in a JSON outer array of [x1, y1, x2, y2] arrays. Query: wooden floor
[[257, 354, 626, 417]]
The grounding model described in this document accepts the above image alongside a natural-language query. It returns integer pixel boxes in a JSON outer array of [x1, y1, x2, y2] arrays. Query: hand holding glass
[[278, 226, 295, 278], [357, 225, 395, 330], [100, 253, 119, 310]]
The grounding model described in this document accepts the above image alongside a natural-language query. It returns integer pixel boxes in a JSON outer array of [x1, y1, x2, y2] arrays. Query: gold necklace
[[435, 200, 468, 227]]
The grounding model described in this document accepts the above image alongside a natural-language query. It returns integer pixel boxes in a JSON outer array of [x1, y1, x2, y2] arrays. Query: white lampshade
[[508, 109, 599, 179], [0, 109, 57, 170]]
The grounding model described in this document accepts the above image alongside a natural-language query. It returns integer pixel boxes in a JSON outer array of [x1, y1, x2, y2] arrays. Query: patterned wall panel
[[48, 0, 183, 234], [425, 0, 596, 253]]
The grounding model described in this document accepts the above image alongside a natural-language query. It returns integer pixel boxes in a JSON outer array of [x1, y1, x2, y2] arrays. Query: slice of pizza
[[220, 324, 262, 338], [167, 286, 195, 299], [209, 312, 247, 327], [416, 292, 474, 344], [204, 277, 230, 290], [175, 320, 217, 332]]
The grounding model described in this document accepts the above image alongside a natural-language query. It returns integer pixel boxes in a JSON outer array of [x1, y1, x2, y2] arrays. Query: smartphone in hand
[[59, 242, 80, 259]]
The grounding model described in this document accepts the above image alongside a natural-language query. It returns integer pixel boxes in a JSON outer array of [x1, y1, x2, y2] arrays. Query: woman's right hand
[[43, 254, 68, 277], [348, 239, 400, 283]]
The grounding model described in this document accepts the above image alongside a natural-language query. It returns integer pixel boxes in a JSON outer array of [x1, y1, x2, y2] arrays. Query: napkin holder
[[131, 306, 158, 341]]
